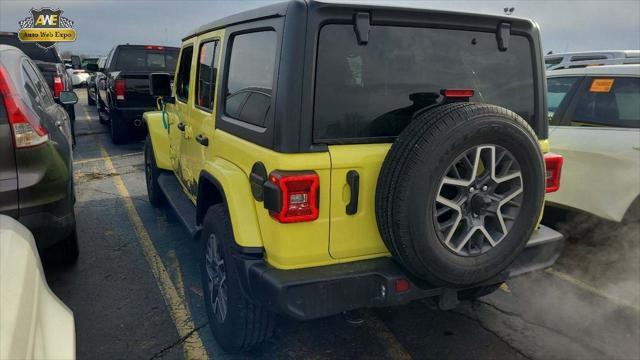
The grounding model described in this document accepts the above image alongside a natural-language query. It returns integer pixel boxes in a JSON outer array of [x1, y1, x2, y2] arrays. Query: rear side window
[[547, 77, 579, 120], [114, 47, 178, 71], [566, 77, 640, 128], [196, 40, 219, 111], [175, 46, 194, 102], [225, 31, 276, 125], [314, 25, 536, 142]]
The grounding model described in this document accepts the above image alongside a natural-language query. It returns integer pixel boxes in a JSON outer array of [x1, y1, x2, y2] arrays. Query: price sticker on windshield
[[589, 78, 615, 93]]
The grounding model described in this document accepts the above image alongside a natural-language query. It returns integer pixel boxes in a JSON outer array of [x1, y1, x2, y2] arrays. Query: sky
[[1, 0, 639, 57]]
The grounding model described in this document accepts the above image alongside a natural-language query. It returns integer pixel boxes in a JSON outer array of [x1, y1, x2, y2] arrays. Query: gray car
[[0, 45, 79, 264]]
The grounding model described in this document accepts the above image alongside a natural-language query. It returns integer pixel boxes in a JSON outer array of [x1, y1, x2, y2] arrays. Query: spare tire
[[376, 103, 544, 287]]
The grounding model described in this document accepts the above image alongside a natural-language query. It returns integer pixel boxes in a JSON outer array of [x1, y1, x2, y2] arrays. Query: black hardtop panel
[[184, 0, 537, 40], [183, 1, 291, 40], [196, 1, 545, 152]]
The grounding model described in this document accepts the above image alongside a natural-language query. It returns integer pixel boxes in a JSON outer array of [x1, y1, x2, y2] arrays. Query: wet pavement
[[45, 91, 640, 359]]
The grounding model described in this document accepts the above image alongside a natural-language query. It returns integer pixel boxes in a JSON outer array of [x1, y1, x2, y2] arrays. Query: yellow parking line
[[74, 152, 143, 165], [364, 312, 413, 360], [97, 142, 209, 359], [546, 268, 640, 313]]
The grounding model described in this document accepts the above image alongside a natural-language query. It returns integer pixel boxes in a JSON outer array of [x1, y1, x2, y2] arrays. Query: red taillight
[[115, 79, 126, 100], [145, 45, 164, 51], [443, 89, 475, 98], [0, 66, 49, 148], [268, 171, 319, 223], [544, 153, 563, 193], [395, 279, 410, 293], [53, 75, 63, 97]]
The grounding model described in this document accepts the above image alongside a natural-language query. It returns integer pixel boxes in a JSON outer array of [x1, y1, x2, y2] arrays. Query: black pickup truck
[[0, 32, 76, 144], [90, 44, 178, 144]]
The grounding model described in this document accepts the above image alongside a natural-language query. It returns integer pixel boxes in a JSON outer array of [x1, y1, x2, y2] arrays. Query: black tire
[[200, 204, 274, 352], [97, 95, 107, 125], [109, 110, 128, 144], [144, 136, 165, 207], [87, 88, 95, 106], [376, 103, 545, 287], [458, 283, 503, 300], [44, 228, 79, 266]]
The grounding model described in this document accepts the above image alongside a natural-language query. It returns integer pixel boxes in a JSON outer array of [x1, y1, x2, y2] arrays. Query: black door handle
[[177, 122, 185, 131], [195, 134, 209, 147], [346, 170, 359, 215]]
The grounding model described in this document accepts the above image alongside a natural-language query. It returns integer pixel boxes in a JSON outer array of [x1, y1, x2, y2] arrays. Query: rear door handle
[[195, 134, 209, 147], [176, 122, 185, 131], [346, 170, 359, 215]]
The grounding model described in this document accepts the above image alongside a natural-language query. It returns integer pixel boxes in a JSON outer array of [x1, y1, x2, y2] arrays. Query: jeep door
[[169, 43, 195, 194], [183, 33, 223, 196]]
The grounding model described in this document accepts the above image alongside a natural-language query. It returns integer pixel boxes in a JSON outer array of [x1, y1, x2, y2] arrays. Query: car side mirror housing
[[59, 91, 78, 105], [149, 73, 172, 97], [86, 63, 99, 72]]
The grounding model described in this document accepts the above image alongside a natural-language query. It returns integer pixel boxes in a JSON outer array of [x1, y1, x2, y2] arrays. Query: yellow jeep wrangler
[[144, 0, 564, 352]]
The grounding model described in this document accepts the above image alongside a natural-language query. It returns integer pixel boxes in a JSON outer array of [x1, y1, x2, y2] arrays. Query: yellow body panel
[[144, 111, 172, 170]]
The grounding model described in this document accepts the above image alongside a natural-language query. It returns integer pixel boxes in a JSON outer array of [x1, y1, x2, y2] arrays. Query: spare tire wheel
[[376, 103, 545, 287]]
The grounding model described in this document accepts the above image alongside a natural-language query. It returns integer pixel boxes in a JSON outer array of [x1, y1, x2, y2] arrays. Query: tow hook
[[438, 289, 460, 310]]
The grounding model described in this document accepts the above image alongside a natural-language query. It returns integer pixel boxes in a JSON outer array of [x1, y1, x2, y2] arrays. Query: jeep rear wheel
[[376, 103, 545, 287], [200, 204, 274, 352]]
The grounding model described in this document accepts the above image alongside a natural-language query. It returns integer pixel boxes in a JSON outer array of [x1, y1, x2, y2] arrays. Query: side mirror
[[86, 63, 99, 72], [149, 73, 172, 97], [59, 91, 78, 105]]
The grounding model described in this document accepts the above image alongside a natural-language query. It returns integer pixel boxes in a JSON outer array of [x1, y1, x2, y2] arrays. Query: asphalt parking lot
[[45, 90, 640, 360]]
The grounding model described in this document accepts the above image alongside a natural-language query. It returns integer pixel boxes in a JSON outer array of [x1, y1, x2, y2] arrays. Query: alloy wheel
[[434, 145, 523, 256]]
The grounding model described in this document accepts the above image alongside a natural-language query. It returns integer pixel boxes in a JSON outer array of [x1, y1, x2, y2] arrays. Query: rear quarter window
[[114, 47, 178, 71], [567, 77, 640, 128], [225, 31, 276, 126], [313, 24, 536, 142]]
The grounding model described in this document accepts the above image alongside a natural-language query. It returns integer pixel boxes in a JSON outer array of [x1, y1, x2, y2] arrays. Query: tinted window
[[314, 25, 536, 141], [23, 61, 53, 106], [196, 40, 219, 111], [547, 76, 579, 120], [226, 31, 276, 123], [0, 34, 61, 63], [568, 77, 640, 128], [225, 92, 248, 118], [239, 91, 271, 127], [114, 47, 178, 71], [175, 46, 194, 102]]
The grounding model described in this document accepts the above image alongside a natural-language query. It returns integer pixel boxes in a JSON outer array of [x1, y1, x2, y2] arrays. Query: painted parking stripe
[[546, 268, 640, 313], [97, 141, 209, 359]]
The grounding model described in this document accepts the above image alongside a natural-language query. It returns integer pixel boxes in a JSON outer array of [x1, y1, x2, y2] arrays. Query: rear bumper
[[114, 107, 154, 124], [241, 225, 563, 320]]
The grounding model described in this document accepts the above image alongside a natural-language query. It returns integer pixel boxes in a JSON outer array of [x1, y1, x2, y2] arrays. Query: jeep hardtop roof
[[183, 0, 534, 41]]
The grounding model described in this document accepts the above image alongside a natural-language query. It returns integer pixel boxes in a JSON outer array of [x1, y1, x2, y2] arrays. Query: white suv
[[546, 64, 640, 222]]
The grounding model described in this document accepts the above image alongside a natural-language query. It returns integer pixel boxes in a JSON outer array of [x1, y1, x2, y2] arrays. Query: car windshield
[[0, 34, 61, 63], [314, 25, 536, 142], [114, 47, 178, 71]]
